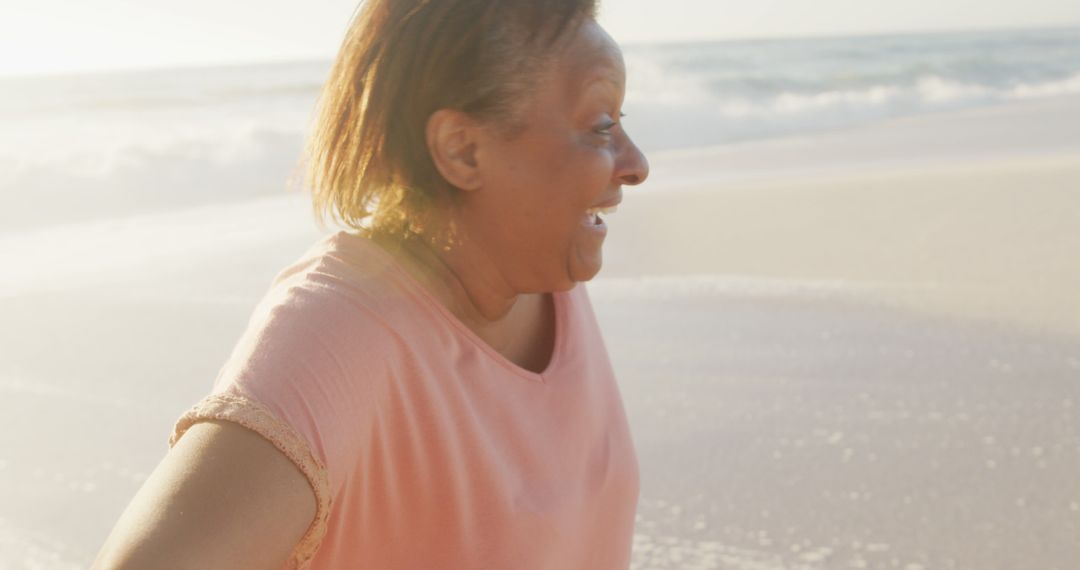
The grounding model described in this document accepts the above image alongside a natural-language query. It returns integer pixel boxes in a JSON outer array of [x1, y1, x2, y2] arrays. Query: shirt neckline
[[334, 230, 568, 384]]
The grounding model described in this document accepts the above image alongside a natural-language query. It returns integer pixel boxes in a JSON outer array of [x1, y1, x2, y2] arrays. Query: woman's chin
[[569, 243, 603, 283]]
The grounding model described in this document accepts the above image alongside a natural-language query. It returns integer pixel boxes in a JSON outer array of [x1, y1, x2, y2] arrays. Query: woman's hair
[[304, 0, 599, 243]]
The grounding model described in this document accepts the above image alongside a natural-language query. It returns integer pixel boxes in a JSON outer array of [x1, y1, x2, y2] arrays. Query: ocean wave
[[618, 26, 1080, 147], [0, 127, 307, 233], [630, 70, 1080, 115], [1008, 72, 1080, 99], [622, 69, 1080, 149]]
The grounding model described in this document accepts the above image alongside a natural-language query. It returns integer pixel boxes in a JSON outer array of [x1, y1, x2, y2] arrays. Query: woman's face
[[459, 18, 649, 292]]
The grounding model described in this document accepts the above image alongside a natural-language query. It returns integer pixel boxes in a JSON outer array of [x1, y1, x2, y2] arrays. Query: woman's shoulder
[[210, 231, 427, 397], [268, 230, 401, 296], [254, 230, 423, 340], [198, 233, 409, 469]]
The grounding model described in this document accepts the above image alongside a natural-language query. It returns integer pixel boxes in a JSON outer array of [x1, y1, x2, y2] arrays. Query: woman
[[93, 0, 648, 567]]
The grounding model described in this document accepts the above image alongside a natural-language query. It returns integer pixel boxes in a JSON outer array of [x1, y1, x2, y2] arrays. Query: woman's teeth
[[585, 205, 618, 217]]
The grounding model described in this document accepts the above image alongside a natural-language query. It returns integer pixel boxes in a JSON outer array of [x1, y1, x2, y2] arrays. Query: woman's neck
[[370, 225, 525, 333]]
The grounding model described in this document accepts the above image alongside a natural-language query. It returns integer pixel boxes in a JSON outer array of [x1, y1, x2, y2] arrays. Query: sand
[[606, 151, 1080, 339], [1, 95, 1078, 568]]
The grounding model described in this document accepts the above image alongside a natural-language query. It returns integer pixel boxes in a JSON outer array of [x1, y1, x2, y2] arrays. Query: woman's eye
[[594, 122, 617, 136], [593, 113, 626, 137]]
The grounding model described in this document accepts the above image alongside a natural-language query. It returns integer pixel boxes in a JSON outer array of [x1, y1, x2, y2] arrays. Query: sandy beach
[[1, 92, 1078, 568], [611, 150, 1080, 339]]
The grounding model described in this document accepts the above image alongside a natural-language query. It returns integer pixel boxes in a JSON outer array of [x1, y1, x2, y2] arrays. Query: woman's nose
[[616, 135, 649, 186]]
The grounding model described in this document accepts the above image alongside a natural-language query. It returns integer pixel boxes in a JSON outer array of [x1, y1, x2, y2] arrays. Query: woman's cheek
[[588, 152, 616, 185]]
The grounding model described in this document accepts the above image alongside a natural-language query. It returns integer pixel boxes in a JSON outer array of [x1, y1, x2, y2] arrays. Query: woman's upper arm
[[92, 419, 317, 570]]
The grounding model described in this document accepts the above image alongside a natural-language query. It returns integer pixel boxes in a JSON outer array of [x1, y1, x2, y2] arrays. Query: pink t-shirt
[[169, 230, 640, 569]]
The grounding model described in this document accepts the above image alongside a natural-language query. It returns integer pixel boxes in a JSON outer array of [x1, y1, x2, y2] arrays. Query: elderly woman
[[93, 0, 648, 568]]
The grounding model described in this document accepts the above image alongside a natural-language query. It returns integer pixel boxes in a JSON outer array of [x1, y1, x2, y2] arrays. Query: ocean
[[622, 25, 1080, 148], [2, 25, 1079, 234]]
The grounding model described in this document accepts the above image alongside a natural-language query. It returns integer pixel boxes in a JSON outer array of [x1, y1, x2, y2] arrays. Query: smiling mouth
[[585, 205, 618, 225]]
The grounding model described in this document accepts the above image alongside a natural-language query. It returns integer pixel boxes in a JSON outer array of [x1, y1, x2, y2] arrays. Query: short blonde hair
[[304, 0, 598, 244]]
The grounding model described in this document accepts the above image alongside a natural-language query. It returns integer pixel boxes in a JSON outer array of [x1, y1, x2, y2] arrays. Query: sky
[[1, 0, 1079, 76]]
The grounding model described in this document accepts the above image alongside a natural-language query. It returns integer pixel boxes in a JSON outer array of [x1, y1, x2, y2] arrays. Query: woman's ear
[[425, 109, 482, 192]]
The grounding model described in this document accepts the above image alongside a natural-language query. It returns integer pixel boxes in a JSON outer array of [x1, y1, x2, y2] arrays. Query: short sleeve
[[169, 390, 329, 569], [169, 272, 396, 568]]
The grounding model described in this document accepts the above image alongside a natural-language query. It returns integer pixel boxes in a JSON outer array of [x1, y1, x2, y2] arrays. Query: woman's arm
[[91, 419, 317, 570]]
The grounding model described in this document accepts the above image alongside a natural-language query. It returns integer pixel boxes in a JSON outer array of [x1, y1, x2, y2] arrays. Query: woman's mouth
[[581, 204, 617, 235], [584, 205, 618, 226]]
